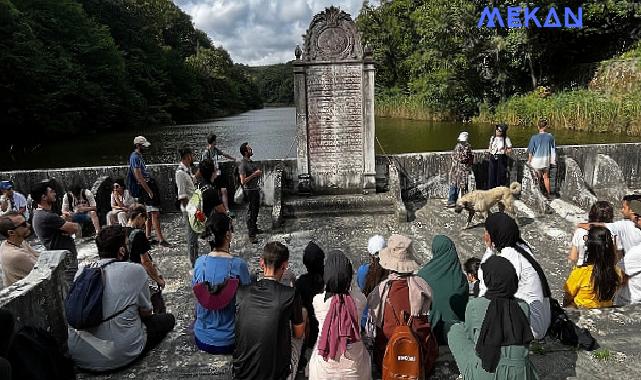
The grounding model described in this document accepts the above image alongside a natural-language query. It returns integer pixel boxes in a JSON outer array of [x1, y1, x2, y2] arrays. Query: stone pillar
[[362, 50, 376, 191], [293, 50, 311, 193]]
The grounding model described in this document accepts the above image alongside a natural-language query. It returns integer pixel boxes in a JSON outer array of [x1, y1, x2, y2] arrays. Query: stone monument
[[294, 6, 376, 194]]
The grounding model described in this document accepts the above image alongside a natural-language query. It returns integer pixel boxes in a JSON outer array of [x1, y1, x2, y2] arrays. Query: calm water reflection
[[3, 107, 638, 170]]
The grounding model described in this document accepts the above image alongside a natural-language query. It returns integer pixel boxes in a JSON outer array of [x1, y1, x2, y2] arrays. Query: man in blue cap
[[0, 181, 27, 218]]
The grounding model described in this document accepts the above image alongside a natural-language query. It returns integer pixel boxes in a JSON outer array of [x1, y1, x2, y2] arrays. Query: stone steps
[[282, 193, 396, 218]]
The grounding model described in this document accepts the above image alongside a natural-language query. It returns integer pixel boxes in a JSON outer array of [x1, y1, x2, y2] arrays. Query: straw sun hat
[[378, 234, 420, 273]]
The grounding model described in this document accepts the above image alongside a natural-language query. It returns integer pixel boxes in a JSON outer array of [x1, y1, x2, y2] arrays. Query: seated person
[[67, 226, 175, 372], [126, 205, 167, 313], [0, 181, 28, 218], [570, 201, 619, 265], [418, 235, 469, 344], [62, 185, 100, 233], [0, 212, 39, 286], [233, 242, 305, 380], [448, 256, 538, 379], [564, 226, 621, 309], [617, 200, 641, 305], [308, 250, 370, 379], [107, 179, 135, 227], [192, 213, 250, 354], [464, 257, 481, 296]]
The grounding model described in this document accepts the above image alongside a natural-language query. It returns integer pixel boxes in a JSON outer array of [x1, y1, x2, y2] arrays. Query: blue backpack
[[65, 260, 129, 330]]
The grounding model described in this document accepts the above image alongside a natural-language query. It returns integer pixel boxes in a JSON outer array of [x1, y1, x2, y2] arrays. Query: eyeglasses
[[10, 221, 28, 230]]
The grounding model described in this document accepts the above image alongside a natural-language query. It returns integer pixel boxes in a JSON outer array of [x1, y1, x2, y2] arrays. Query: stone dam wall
[[1, 143, 639, 217]]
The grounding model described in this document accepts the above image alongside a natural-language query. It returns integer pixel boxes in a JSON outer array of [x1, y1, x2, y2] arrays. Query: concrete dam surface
[[2, 143, 641, 379]]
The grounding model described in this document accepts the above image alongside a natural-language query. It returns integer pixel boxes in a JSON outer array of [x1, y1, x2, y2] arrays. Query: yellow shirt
[[564, 265, 619, 309]]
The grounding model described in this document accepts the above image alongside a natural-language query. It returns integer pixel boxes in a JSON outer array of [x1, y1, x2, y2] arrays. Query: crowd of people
[[1, 124, 641, 380]]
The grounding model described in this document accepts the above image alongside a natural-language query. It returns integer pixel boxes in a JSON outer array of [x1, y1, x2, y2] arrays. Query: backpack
[[186, 185, 209, 234], [64, 260, 129, 330], [382, 301, 423, 380], [547, 297, 597, 350]]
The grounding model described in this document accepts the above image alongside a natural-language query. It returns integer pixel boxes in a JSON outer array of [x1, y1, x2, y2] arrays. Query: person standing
[[0, 212, 39, 287], [202, 134, 236, 215], [447, 132, 473, 208], [127, 136, 168, 247], [107, 179, 135, 227], [487, 124, 512, 189], [30, 181, 79, 285], [238, 142, 263, 244], [527, 119, 556, 198], [0, 181, 27, 218], [176, 147, 199, 267]]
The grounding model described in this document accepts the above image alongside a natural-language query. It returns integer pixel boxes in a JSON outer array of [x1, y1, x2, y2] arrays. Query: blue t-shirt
[[356, 263, 370, 328], [127, 152, 148, 198], [192, 256, 251, 346], [527, 132, 555, 159]]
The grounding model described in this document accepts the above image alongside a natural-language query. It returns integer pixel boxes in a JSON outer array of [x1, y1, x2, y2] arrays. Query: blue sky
[[172, 0, 376, 66]]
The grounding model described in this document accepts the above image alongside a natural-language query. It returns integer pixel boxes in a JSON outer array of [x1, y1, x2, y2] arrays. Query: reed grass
[[375, 95, 453, 121]]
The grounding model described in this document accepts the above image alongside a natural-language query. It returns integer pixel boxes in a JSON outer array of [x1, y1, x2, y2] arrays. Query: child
[[464, 257, 481, 297]]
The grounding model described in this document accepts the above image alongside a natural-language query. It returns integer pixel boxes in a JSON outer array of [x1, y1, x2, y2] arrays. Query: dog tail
[[510, 182, 522, 195]]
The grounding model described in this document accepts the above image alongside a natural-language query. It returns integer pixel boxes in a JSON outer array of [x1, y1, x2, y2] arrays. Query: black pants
[[246, 189, 260, 236], [488, 154, 508, 189], [142, 313, 176, 354]]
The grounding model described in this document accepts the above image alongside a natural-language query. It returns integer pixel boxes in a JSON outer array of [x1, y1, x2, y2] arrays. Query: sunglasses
[[113, 184, 121, 189]]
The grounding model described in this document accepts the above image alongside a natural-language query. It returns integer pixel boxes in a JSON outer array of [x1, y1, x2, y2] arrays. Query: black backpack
[[547, 298, 597, 350], [64, 260, 129, 330]]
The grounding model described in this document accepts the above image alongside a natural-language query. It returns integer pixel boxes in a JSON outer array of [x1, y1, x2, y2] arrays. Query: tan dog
[[454, 182, 522, 227]]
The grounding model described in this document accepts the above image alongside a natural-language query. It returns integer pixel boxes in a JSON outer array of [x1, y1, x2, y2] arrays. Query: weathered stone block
[[388, 164, 408, 222], [271, 169, 283, 229], [520, 165, 551, 214], [0, 250, 70, 351], [588, 154, 629, 205], [559, 158, 598, 209]]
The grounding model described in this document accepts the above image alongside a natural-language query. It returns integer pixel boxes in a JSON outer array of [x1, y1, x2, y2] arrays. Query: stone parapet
[[0, 250, 70, 351]]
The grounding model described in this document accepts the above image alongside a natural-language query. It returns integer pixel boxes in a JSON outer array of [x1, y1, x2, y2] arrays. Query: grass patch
[[375, 94, 453, 121], [592, 348, 612, 361]]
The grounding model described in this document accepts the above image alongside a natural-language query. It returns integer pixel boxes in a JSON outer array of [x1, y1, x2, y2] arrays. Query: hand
[[254, 169, 262, 177], [157, 277, 166, 289], [483, 231, 493, 248]]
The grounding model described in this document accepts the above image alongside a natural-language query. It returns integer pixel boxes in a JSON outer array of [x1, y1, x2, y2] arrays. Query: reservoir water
[[3, 107, 638, 170]]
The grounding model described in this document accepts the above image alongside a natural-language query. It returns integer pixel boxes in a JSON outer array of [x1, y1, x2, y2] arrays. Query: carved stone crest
[[302, 6, 363, 62]]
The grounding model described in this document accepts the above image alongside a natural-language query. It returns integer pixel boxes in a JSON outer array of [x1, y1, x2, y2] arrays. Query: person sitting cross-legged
[[448, 255, 539, 380], [67, 225, 175, 372], [233, 242, 305, 380], [107, 179, 135, 227], [62, 185, 101, 234], [192, 213, 250, 354]]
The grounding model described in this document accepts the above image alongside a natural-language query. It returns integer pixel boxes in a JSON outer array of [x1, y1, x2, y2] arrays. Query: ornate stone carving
[[302, 6, 363, 62]]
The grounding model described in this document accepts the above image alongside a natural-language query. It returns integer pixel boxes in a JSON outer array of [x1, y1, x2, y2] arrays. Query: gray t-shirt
[[239, 158, 259, 190], [32, 209, 77, 255], [68, 260, 152, 371]]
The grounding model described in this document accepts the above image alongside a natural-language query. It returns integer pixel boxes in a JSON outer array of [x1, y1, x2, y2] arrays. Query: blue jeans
[[194, 336, 234, 355], [183, 212, 199, 267], [447, 185, 459, 205]]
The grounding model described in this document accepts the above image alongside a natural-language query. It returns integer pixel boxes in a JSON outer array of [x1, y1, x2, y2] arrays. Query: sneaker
[[249, 235, 258, 244], [159, 240, 170, 247]]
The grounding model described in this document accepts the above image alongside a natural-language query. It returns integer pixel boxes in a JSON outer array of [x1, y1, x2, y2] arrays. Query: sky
[[172, 0, 377, 66]]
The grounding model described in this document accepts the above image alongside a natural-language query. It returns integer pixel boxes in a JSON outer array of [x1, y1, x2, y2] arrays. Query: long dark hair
[[588, 201, 614, 223], [585, 226, 620, 301], [363, 256, 389, 296]]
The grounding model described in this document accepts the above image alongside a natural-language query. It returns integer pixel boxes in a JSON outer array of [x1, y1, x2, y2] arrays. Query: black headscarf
[[485, 212, 551, 298], [476, 256, 533, 373], [324, 250, 353, 301], [303, 241, 325, 277]]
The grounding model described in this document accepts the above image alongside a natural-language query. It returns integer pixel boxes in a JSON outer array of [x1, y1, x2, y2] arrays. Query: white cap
[[133, 136, 151, 147], [368, 235, 386, 255], [457, 132, 469, 142]]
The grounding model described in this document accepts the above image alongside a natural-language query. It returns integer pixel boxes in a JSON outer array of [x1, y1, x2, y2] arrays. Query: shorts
[[146, 205, 160, 213], [213, 171, 228, 190], [71, 212, 92, 224], [140, 178, 161, 208]]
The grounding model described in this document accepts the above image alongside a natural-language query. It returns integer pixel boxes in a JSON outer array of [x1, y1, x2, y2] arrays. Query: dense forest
[[356, 0, 641, 127], [249, 62, 295, 106], [0, 0, 262, 146]]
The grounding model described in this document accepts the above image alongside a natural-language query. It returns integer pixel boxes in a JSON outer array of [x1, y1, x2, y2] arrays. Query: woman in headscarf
[[448, 255, 539, 379], [367, 234, 439, 375], [294, 242, 326, 362], [479, 212, 551, 340], [307, 250, 370, 380], [418, 235, 469, 344], [447, 131, 473, 207]]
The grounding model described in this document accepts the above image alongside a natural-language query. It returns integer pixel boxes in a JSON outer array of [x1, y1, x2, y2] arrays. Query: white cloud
[[172, 0, 377, 66]]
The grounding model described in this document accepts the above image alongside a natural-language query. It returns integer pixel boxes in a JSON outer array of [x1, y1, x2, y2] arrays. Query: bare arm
[[0, 198, 7, 212], [60, 222, 79, 235], [141, 253, 164, 287], [568, 246, 578, 264], [577, 222, 604, 230], [134, 168, 152, 196]]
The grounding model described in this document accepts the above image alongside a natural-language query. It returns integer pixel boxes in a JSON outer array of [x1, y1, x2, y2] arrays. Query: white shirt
[[478, 245, 551, 339], [110, 190, 134, 210], [488, 136, 512, 155], [175, 162, 195, 213], [605, 220, 641, 253], [571, 228, 623, 266], [62, 189, 96, 213], [617, 245, 641, 305]]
